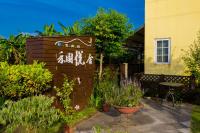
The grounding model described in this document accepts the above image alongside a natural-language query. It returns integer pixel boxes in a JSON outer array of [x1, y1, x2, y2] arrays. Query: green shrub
[[191, 105, 200, 133], [0, 95, 62, 133], [0, 97, 5, 108], [89, 93, 102, 109], [54, 77, 96, 127], [54, 76, 74, 113], [0, 34, 29, 64], [0, 62, 52, 99], [91, 67, 119, 108], [183, 31, 200, 82]]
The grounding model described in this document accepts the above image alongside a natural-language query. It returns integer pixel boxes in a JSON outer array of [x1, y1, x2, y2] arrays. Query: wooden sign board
[[26, 36, 96, 109]]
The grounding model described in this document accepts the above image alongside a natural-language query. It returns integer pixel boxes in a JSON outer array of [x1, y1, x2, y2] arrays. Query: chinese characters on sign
[[27, 37, 95, 109], [57, 50, 94, 66]]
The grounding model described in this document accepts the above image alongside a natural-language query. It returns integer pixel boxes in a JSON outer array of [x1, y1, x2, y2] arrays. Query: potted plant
[[96, 68, 119, 112], [102, 103, 110, 112], [109, 84, 143, 114], [103, 86, 117, 112]]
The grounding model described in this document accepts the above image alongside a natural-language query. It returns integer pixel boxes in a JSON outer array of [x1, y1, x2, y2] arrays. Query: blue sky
[[0, 0, 144, 37]]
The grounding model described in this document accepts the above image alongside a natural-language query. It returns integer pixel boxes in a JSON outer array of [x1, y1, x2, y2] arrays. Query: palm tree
[[69, 21, 82, 35], [36, 24, 60, 36], [58, 22, 70, 35], [58, 21, 82, 36]]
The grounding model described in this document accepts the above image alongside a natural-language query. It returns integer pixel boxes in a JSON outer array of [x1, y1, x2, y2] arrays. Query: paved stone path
[[75, 99, 192, 133]]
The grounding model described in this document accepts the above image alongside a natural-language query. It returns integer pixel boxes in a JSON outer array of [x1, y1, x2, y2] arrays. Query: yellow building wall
[[145, 0, 200, 75]]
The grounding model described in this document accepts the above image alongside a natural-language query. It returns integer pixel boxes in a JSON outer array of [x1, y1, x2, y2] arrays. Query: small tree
[[81, 8, 133, 79], [183, 31, 200, 82]]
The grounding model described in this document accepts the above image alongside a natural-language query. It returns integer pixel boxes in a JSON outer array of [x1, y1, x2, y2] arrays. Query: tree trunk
[[99, 53, 104, 80]]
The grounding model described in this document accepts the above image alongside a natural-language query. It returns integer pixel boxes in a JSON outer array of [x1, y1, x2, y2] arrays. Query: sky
[[0, 0, 144, 37]]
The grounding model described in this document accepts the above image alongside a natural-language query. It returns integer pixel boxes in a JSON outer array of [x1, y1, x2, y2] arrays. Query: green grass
[[63, 107, 96, 127], [191, 105, 200, 133], [92, 125, 128, 133]]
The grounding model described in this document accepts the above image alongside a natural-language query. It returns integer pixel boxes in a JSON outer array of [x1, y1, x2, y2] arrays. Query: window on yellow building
[[155, 39, 170, 64]]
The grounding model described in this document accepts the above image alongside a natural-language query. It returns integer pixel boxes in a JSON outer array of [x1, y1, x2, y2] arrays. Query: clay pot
[[114, 104, 143, 114], [103, 103, 110, 112], [64, 125, 73, 133]]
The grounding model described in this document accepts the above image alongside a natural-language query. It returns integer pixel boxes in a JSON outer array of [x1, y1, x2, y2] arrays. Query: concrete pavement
[[75, 99, 192, 133]]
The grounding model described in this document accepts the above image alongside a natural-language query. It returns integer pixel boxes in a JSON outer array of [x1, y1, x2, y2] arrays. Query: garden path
[[75, 99, 192, 133]]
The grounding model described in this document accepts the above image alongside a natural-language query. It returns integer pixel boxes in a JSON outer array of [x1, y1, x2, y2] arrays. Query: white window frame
[[154, 38, 171, 64]]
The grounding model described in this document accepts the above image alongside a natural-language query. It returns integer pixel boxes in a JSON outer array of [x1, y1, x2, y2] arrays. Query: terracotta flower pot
[[114, 104, 143, 114], [64, 125, 74, 133], [103, 103, 110, 112]]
